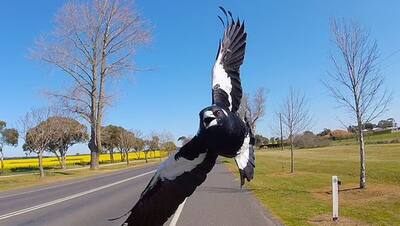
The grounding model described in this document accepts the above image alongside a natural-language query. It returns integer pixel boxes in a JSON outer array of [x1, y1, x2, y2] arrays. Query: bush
[[294, 133, 330, 149]]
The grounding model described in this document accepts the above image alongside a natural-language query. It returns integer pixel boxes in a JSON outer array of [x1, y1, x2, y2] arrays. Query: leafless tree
[[238, 87, 266, 132], [148, 132, 161, 161], [132, 130, 145, 160], [159, 131, 176, 156], [280, 88, 312, 173], [33, 0, 151, 169], [324, 20, 391, 188]]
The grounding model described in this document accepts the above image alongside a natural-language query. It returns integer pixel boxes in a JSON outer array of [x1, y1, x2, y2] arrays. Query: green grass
[[225, 144, 400, 226], [0, 158, 162, 191]]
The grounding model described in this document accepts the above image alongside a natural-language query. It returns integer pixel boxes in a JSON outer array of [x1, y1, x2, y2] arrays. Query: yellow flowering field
[[3, 151, 168, 170]]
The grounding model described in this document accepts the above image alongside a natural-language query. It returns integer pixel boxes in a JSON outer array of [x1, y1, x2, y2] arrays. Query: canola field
[[3, 151, 167, 170]]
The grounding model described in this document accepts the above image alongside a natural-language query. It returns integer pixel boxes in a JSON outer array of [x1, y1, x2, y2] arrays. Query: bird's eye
[[213, 110, 223, 117]]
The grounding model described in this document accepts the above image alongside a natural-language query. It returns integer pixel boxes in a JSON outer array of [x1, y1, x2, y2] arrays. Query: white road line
[[0, 165, 157, 200], [169, 198, 187, 226], [0, 170, 155, 221]]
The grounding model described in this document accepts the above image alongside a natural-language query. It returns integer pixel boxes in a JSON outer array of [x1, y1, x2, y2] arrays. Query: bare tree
[[324, 20, 391, 188], [280, 88, 312, 173], [238, 87, 266, 132], [148, 133, 161, 161], [132, 130, 145, 160], [33, 0, 151, 169], [159, 131, 175, 156]]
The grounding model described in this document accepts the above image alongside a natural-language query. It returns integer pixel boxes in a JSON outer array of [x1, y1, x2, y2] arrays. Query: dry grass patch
[[309, 214, 369, 226]]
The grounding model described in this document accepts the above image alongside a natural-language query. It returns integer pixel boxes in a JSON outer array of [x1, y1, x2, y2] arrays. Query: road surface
[[0, 161, 281, 226]]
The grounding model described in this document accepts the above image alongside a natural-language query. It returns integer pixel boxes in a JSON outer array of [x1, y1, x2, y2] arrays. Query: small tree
[[159, 131, 175, 156], [148, 134, 160, 160], [20, 108, 52, 178], [162, 141, 177, 156], [0, 121, 19, 172], [280, 88, 312, 173], [324, 20, 391, 188], [101, 125, 125, 163], [116, 130, 135, 165], [46, 117, 88, 169], [238, 87, 266, 132]]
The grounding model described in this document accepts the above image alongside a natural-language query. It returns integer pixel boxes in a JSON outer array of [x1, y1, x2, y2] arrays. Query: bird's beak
[[203, 110, 217, 129]]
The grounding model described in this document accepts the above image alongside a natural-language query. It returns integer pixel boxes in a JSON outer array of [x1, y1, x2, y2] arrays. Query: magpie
[[119, 7, 255, 226]]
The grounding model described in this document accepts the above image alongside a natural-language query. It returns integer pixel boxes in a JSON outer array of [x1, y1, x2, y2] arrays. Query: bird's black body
[[202, 107, 247, 157], [118, 7, 256, 226]]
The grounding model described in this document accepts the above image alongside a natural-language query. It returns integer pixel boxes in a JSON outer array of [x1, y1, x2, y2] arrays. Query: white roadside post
[[332, 176, 339, 222]]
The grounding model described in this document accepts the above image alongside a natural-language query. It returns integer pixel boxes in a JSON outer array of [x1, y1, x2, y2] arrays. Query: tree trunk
[[89, 124, 100, 169], [109, 148, 114, 163], [61, 154, 67, 170], [121, 151, 126, 162], [90, 147, 99, 169], [38, 152, 44, 178], [54, 152, 62, 169], [126, 151, 129, 165], [145, 151, 148, 163], [357, 119, 366, 189], [89, 54, 100, 169], [289, 133, 294, 173], [290, 143, 294, 173]]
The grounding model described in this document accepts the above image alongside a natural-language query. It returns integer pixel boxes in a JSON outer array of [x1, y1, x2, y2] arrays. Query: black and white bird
[[120, 7, 255, 226]]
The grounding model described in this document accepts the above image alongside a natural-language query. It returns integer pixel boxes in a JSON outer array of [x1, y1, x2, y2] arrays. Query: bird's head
[[200, 106, 228, 130]]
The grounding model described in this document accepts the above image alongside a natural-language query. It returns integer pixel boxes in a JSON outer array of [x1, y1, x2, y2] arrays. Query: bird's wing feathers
[[234, 120, 255, 186], [212, 8, 247, 112], [122, 136, 218, 226]]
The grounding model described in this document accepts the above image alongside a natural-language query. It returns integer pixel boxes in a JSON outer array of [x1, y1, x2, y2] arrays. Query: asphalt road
[[0, 161, 281, 226]]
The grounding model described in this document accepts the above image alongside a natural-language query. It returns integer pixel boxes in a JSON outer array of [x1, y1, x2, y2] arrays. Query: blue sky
[[1, 1, 400, 157]]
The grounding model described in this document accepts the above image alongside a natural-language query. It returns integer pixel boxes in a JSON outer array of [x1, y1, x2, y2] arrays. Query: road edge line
[[169, 198, 187, 226], [0, 170, 155, 221]]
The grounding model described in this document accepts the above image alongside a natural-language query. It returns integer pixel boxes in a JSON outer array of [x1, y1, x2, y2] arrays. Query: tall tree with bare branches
[[33, 0, 151, 169], [280, 88, 312, 173], [324, 20, 391, 188], [238, 87, 266, 132]]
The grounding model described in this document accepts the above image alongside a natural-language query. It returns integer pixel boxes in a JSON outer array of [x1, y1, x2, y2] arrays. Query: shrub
[[294, 133, 330, 149]]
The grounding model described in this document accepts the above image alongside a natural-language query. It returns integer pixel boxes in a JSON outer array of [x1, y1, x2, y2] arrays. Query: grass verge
[[225, 144, 400, 226], [0, 158, 162, 192]]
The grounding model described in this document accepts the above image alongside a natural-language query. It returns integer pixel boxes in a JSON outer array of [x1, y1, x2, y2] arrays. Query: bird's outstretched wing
[[234, 119, 255, 188], [121, 136, 218, 226], [212, 7, 247, 113]]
